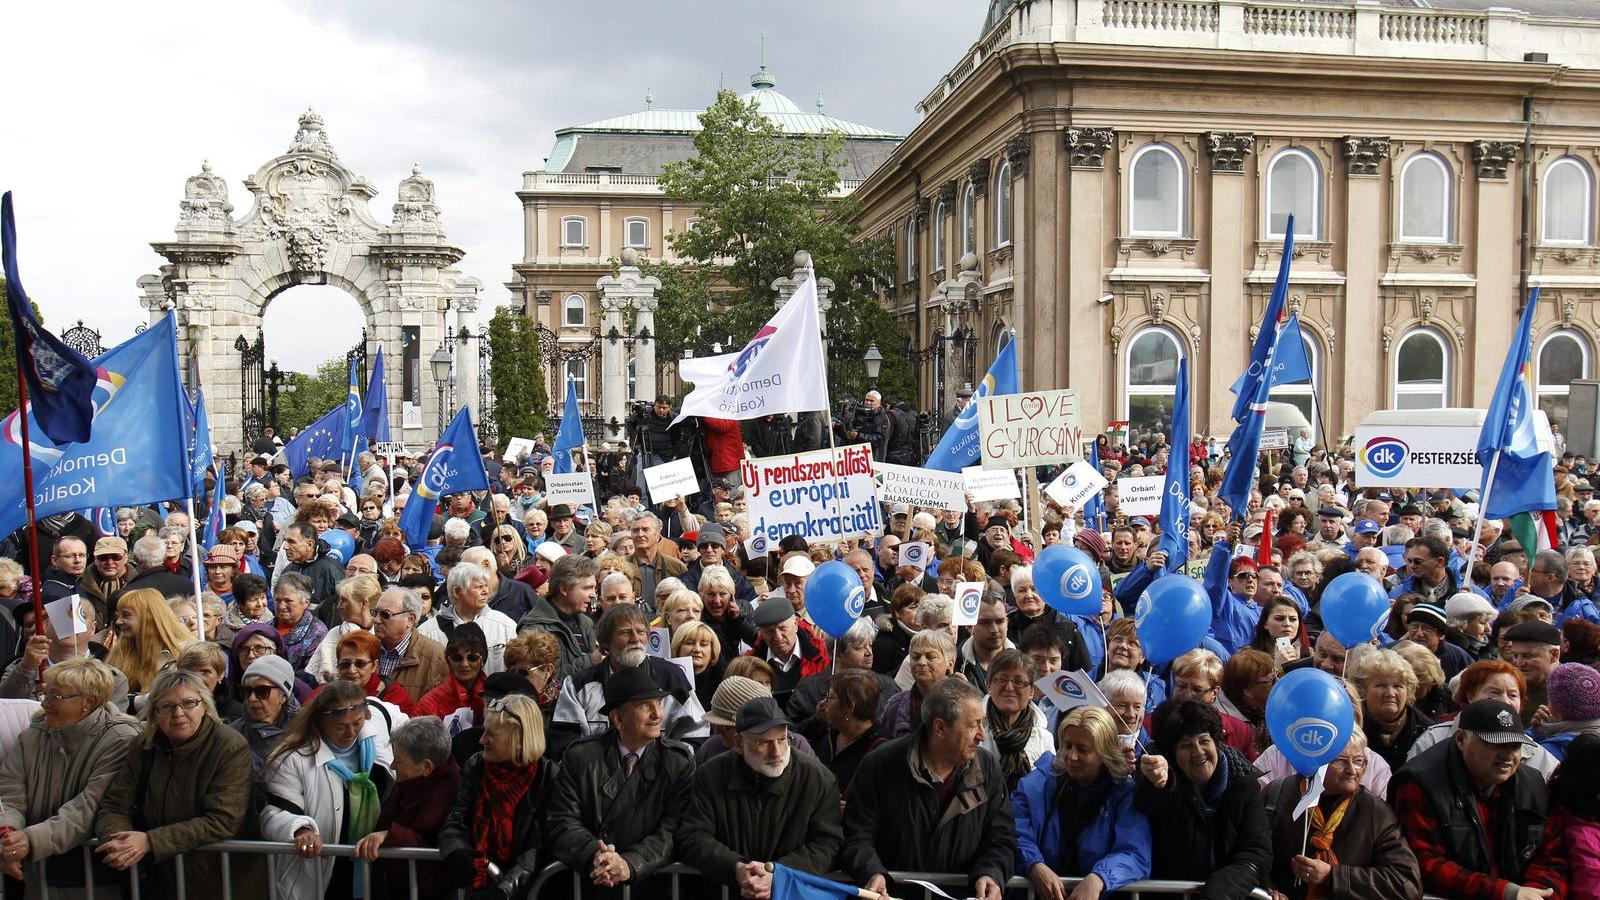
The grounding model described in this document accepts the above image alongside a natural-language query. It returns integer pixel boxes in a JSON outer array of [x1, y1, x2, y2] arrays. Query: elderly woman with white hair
[[786, 616, 898, 723], [1564, 545, 1600, 623], [418, 563, 518, 674], [881, 629, 957, 738], [1100, 667, 1151, 765]]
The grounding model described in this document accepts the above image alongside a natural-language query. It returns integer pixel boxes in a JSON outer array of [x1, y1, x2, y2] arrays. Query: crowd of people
[[0, 417, 1596, 900]]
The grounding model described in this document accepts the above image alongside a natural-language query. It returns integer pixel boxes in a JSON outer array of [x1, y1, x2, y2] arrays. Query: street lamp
[[429, 344, 453, 434], [863, 343, 883, 392], [265, 357, 296, 432]]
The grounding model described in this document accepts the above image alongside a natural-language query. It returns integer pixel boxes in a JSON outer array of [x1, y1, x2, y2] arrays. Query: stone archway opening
[[262, 284, 367, 374]]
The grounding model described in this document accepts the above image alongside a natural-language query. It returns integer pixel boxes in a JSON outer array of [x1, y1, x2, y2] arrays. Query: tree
[[650, 90, 910, 402], [276, 356, 346, 433], [0, 277, 44, 415], [487, 305, 547, 444]]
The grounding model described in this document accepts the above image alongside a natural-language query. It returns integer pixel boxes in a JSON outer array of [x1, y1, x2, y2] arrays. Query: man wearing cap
[[548, 504, 585, 556], [1392, 699, 1566, 900], [1343, 518, 1384, 559], [1404, 603, 1475, 681], [79, 536, 130, 623], [203, 546, 240, 604], [1390, 535, 1461, 605], [679, 524, 757, 605], [1504, 621, 1563, 729], [697, 478, 736, 523], [841, 677, 1015, 900], [1201, 530, 1265, 657], [1310, 507, 1349, 551], [747, 598, 830, 710], [546, 663, 696, 895], [678, 696, 843, 897], [776, 552, 818, 626]]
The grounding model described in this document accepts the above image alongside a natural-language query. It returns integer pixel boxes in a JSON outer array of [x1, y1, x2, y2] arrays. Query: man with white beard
[[548, 603, 707, 758], [679, 696, 843, 898]]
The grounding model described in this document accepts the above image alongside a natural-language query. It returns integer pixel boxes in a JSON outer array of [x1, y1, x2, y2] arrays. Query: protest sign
[[962, 465, 1020, 502], [544, 472, 597, 511], [898, 541, 931, 573], [42, 594, 87, 637], [1043, 459, 1109, 510], [1354, 407, 1554, 489], [977, 389, 1084, 470], [872, 461, 967, 511], [501, 436, 537, 463], [744, 532, 771, 557], [741, 443, 880, 542], [644, 457, 700, 501], [1117, 475, 1164, 516], [1259, 428, 1289, 451], [953, 581, 984, 627], [647, 626, 672, 658]]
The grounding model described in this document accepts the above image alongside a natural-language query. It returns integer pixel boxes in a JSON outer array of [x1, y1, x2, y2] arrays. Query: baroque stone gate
[[137, 109, 482, 451]]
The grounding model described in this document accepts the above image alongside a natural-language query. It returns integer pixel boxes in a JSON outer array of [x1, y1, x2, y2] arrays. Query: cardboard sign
[[952, 581, 984, 627], [1043, 459, 1109, 510], [1117, 475, 1164, 516], [644, 457, 700, 502], [898, 541, 931, 573], [872, 461, 967, 512], [741, 443, 880, 543], [977, 389, 1084, 470], [501, 437, 537, 463], [1259, 428, 1290, 452], [544, 472, 597, 511], [962, 465, 1021, 502]]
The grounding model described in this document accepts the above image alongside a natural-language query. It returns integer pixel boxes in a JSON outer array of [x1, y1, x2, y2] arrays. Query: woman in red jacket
[[703, 416, 745, 480], [333, 630, 415, 714]]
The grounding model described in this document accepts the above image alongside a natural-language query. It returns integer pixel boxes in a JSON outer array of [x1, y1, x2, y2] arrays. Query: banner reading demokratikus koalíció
[[741, 443, 881, 543]]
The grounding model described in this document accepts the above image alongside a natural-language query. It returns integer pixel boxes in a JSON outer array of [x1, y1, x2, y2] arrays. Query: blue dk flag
[[399, 407, 489, 550], [1, 192, 98, 445], [1228, 312, 1311, 395], [185, 388, 213, 500], [1219, 217, 1295, 520], [925, 335, 1019, 472], [551, 378, 584, 474], [1155, 356, 1191, 574], [202, 459, 227, 551], [1084, 438, 1106, 533], [1478, 288, 1556, 519]]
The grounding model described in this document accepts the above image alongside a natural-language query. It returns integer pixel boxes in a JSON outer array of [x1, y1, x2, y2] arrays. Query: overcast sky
[[1, 0, 974, 371]]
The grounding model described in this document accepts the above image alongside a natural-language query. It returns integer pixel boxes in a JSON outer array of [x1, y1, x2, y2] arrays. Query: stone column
[[596, 248, 662, 434], [770, 251, 835, 343], [1473, 141, 1522, 406], [1205, 132, 1255, 435], [1065, 127, 1115, 428], [1341, 136, 1390, 435], [936, 252, 984, 396], [599, 290, 628, 428], [1006, 132, 1034, 387], [453, 289, 480, 420]]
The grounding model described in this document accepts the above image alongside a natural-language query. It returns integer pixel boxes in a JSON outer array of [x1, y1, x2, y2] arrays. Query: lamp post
[[265, 357, 296, 432], [429, 344, 453, 435], [863, 343, 884, 393]]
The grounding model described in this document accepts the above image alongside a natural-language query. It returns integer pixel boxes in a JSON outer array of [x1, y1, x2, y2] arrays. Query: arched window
[[1543, 157, 1592, 245], [1124, 328, 1185, 438], [960, 184, 976, 257], [565, 358, 588, 402], [1269, 330, 1321, 437], [1537, 329, 1591, 427], [1267, 149, 1320, 240], [561, 216, 586, 248], [992, 323, 1010, 360], [563, 293, 586, 327], [624, 217, 649, 249], [905, 214, 918, 280], [1130, 144, 1185, 237], [1399, 153, 1451, 243], [1394, 329, 1451, 409], [993, 160, 1013, 248], [933, 200, 947, 272]]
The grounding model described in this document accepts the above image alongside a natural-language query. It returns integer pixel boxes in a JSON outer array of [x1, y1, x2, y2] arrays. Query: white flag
[[1035, 669, 1110, 712], [673, 272, 828, 424]]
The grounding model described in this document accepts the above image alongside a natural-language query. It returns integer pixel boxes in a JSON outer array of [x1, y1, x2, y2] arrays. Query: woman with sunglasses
[[414, 623, 490, 726], [230, 654, 301, 775], [331, 630, 415, 718], [262, 679, 395, 900], [491, 524, 527, 579]]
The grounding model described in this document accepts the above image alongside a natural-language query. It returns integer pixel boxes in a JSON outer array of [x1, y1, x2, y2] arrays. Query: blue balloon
[[1034, 544, 1103, 617], [805, 560, 867, 639], [1319, 572, 1391, 649], [1133, 574, 1210, 665], [1266, 667, 1356, 776], [319, 528, 355, 565]]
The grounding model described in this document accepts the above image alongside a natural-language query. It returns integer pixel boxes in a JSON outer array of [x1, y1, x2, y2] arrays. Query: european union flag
[[360, 347, 390, 444], [0, 314, 190, 537], [1, 192, 98, 445], [1220, 218, 1294, 519], [925, 334, 1018, 472], [399, 407, 489, 550], [1478, 288, 1556, 519], [284, 403, 349, 479], [1156, 356, 1191, 573], [551, 378, 584, 474]]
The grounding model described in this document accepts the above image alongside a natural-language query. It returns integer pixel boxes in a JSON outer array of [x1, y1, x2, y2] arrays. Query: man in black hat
[[1392, 699, 1565, 900], [696, 478, 735, 522], [678, 523, 758, 604], [678, 696, 842, 897], [546, 663, 696, 896], [1503, 620, 1563, 728], [1404, 603, 1475, 682], [747, 599, 829, 709], [548, 504, 585, 556]]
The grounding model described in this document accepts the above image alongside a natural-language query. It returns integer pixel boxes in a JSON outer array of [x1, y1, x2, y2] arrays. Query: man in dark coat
[[546, 663, 696, 896], [840, 677, 1015, 900], [677, 697, 842, 896], [279, 522, 344, 622]]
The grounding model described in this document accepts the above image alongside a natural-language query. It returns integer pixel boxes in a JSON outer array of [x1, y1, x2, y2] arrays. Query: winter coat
[[545, 731, 696, 884], [1010, 752, 1152, 891], [703, 417, 745, 474], [413, 672, 485, 725], [278, 610, 328, 674], [840, 734, 1017, 892], [418, 606, 518, 675], [548, 657, 708, 758], [370, 758, 460, 899], [1261, 778, 1422, 900], [283, 544, 345, 615], [1548, 809, 1600, 899], [230, 695, 301, 775], [978, 697, 1054, 782], [384, 631, 447, 709], [1133, 744, 1273, 899], [519, 595, 597, 683], [0, 705, 139, 899], [677, 746, 843, 885], [438, 752, 560, 900]]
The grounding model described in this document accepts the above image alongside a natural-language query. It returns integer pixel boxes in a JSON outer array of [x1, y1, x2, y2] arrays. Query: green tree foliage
[[650, 90, 910, 403], [487, 305, 547, 445], [0, 277, 44, 414], [277, 357, 347, 433]]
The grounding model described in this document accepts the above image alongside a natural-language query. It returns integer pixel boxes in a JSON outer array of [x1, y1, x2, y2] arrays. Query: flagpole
[[11, 367, 45, 640], [807, 263, 852, 557], [1465, 449, 1502, 574], [185, 496, 204, 641]]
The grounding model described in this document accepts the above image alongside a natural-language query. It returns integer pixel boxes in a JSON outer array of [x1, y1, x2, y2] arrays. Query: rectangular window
[[562, 218, 586, 247], [626, 219, 648, 249], [401, 326, 420, 405]]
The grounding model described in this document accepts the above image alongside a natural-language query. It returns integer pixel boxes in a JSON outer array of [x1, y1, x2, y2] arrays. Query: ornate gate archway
[[137, 109, 481, 451]]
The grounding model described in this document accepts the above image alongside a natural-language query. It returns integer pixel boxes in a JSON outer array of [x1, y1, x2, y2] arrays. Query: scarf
[[471, 761, 538, 888], [1054, 772, 1114, 875], [1303, 781, 1352, 900], [326, 736, 381, 898], [987, 702, 1034, 791]]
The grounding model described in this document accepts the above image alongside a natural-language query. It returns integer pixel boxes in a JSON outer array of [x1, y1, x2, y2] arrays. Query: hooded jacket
[[1133, 744, 1273, 899], [1011, 752, 1152, 891]]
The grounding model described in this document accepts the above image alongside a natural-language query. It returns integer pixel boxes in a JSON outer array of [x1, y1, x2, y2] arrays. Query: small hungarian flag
[[1508, 509, 1559, 554], [1258, 508, 1276, 566]]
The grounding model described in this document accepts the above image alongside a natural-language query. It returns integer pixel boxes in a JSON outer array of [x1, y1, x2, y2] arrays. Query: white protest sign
[[647, 626, 672, 658], [42, 594, 87, 638], [962, 465, 1021, 502], [670, 656, 696, 685], [898, 541, 932, 573], [544, 472, 597, 511], [952, 581, 984, 627], [442, 706, 475, 736], [872, 461, 967, 512], [1035, 669, 1111, 712], [501, 437, 537, 463], [644, 457, 700, 502], [977, 388, 1085, 470], [1117, 475, 1164, 516], [1044, 459, 1109, 510], [741, 443, 880, 543], [1354, 408, 1554, 489], [1259, 428, 1290, 452]]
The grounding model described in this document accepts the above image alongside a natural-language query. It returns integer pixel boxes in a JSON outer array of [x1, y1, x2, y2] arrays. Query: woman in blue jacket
[[1012, 706, 1152, 900]]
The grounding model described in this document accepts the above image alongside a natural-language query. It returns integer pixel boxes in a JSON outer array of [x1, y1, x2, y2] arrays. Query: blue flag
[[925, 335, 1019, 472], [770, 865, 859, 900], [1084, 438, 1106, 533], [342, 354, 362, 467], [1228, 313, 1312, 394], [399, 406, 489, 550], [552, 379, 584, 474], [1155, 356, 1191, 573], [1, 193, 98, 445], [1220, 218, 1294, 520], [360, 347, 390, 444], [202, 459, 226, 551], [284, 403, 357, 479], [186, 388, 213, 500], [1478, 288, 1556, 519], [0, 314, 190, 537]]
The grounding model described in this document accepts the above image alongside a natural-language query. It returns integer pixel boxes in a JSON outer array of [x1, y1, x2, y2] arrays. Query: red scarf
[[471, 761, 538, 888]]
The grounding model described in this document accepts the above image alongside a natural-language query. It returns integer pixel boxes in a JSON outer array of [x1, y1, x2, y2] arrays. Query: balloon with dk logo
[[1133, 574, 1209, 665], [1266, 667, 1356, 776], [805, 560, 867, 639], [1319, 572, 1392, 648], [1034, 545, 1103, 617], [319, 527, 355, 565]]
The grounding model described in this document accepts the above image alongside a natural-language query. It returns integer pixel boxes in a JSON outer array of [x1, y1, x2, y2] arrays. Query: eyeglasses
[[1231, 572, 1257, 581], [1328, 756, 1367, 771], [337, 658, 373, 670], [243, 685, 281, 700], [40, 691, 82, 704], [240, 645, 275, 659], [154, 697, 203, 717], [95, 554, 124, 562], [1405, 556, 1430, 567], [447, 652, 484, 664], [991, 677, 1031, 691], [322, 703, 367, 720], [373, 608, 404, 621], [495, 535, 518, 544]]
